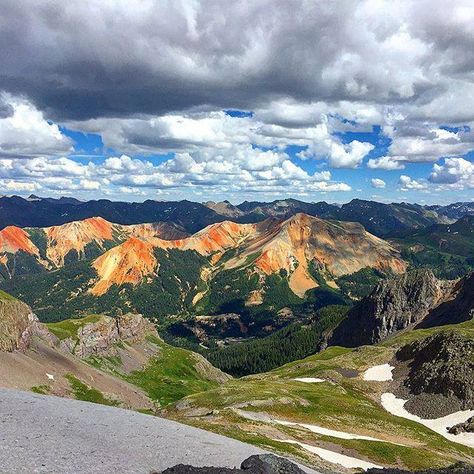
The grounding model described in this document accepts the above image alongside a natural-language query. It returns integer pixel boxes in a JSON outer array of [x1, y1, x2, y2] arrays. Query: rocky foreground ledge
[[159, 455, 307, 474], [161, 460, 474, 474]]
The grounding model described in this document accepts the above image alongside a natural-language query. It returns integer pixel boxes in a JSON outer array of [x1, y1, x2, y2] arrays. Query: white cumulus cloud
[[371, 178, 386, 189]]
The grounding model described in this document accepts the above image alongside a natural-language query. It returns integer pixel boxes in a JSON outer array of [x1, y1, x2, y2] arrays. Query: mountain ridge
[[4, 195, 474, 237]]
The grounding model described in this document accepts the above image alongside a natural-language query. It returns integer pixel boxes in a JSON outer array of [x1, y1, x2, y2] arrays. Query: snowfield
[[292, 377, 325, 383], [362, 364, 394, 381], [276, 439, 382, 470], [381, 393, 474, 448], [275, 419, 404, 444]]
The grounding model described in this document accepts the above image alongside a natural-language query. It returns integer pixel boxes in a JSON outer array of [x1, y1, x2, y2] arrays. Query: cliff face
[[420, 272, 474, 328], [0, 288, 157, 358], [330, 269, 453, 347], [0, 292, 41, 352], [59, 313, 157, 358]]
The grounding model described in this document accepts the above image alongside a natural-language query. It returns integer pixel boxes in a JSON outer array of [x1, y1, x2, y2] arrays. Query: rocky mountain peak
[[330, 269, 449, 347], [45, 216, 116, 266]]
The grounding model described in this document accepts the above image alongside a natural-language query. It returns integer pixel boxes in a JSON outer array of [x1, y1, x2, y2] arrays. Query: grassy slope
[[83, 334, 224, 407], [0, 289, 16, 301], [122, 335, 223, 406], [65, 374, 119, 407], [167, 321, 474, 471]]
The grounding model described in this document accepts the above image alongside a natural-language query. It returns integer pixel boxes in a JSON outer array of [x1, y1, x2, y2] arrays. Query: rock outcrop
[[0, 288, 157, 357], [0, 292, 44, 352], [448, 417, 474, 435], [396, 332, 474, 413], [60, 313, 157, 358], [159, 454, 307, 474], [367, 462, 474, 474], [330, 269, 449, 347], [331, 269, 474, 348], [419, 271, 474, 328]]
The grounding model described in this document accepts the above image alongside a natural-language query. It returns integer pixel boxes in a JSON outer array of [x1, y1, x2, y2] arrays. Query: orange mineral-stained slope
[[90, 237, 157, 296], [45, 217, 116, 266], [0, 226, 39, 255], [0, 213, 407, 300]]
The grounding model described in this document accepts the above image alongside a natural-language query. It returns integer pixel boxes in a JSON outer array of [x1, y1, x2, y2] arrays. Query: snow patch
[[363, 364, 393, 381], [381, 393, 474, 448], [275, 419, 403, 444], [292, 377, 325, 383], [275, 439, 382, 470]]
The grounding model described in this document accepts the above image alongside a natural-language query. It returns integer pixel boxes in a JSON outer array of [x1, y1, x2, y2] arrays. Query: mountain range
[[1, 197, 473, 340], [0, 213, 405, 331], [2, 194, 474, 237]]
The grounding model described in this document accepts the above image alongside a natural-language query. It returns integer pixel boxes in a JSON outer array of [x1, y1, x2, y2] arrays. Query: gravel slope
[[0, 389, 278, 474]]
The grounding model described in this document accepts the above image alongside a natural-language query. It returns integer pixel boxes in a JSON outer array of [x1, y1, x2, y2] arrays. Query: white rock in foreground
[[381, 392, 474, 448], [277, 439, 382, 470], [363, 364, 394, 381]]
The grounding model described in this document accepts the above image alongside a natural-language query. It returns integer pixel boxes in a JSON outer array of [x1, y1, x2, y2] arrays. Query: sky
[[0, 1, 474, 205]]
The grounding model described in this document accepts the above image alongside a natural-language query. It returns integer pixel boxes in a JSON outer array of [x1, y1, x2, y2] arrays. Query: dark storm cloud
[[3, 0, 472, 121], [0, 102, 13, 119]]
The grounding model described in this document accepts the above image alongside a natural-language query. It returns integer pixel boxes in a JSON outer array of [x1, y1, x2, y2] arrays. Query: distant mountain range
[[2, 194, 474, 237], [1, 197, 474, 338]]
